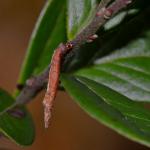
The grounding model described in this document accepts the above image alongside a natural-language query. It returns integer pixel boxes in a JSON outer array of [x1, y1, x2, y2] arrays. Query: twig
[[1, 0, 133, 124], [62, 0, 132, 69], [0, 66, 50, 116]]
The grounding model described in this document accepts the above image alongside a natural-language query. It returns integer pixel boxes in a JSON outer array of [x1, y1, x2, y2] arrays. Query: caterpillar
[[43, 42, 73, 128]]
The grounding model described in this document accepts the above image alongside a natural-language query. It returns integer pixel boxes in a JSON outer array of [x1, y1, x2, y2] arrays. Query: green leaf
[[76, 31, 150, 102], [0, 89, 35, 145], [61, 75, 150, 147], [61, 29, 150, 146], [67, 0, 97, 39], [34, 7, 66, 74], [18, 0, 66, 85]]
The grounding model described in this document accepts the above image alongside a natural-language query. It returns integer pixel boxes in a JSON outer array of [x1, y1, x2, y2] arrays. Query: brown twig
[[0, 0, 133, 125]]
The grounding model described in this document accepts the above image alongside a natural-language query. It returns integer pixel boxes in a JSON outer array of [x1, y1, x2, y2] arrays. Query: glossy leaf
[[0, 89, 35, 145], [61, 75, 150, 147], [76, 57, 150, 102], [18, 0, 66, 85], [34, 7, 66, 74], [61, 29, 150, 146], [76, 31, 150, 102], [67, 0, 97, 39]]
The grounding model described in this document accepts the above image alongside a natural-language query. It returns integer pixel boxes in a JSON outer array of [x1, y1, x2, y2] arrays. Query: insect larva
[[43, 43, 73, 128]]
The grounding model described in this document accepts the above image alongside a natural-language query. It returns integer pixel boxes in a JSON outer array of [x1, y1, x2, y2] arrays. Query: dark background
[[0, 1, 149, 150]]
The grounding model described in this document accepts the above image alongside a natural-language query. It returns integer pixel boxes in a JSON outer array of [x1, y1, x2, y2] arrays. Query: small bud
[[65, 42, 73, 51], [125, 0, 132, 5], [96, 8, 106, 17], [87, 34, 98, 43], [103, 9, 113, 19], [86, 39, 93, 43], [26, 77, 36, 87], [91, 34, 98, 39]]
